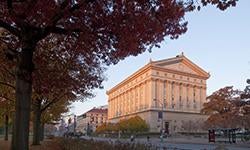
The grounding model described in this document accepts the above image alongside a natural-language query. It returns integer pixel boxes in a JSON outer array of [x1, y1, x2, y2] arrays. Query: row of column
[[108, 78, 207, 119], [152, 79, 206, 111], [108, 79, 151, 119]]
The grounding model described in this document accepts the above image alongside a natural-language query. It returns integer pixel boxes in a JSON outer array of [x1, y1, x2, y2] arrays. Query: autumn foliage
[[96, 116, 149, 134], [201, 86, 250, 129], [0, 0, 239, 149]]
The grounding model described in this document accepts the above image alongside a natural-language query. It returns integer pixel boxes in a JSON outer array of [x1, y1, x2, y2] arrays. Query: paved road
[[80, 136, 250, 150]]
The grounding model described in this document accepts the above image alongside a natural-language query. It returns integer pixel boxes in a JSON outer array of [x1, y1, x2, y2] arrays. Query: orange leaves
[[96, 116, 149, 134], [202, 86, 250, 128]]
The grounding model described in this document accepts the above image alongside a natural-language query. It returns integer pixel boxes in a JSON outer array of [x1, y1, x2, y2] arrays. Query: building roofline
[[106, 62, 152, 94], [106, 53, 210, 95]]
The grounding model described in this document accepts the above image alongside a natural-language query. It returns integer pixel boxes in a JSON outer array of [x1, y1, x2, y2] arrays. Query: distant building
[[76, 106, 108, 134], [56, 114, 76, 136], [107, 53, 210, 134]]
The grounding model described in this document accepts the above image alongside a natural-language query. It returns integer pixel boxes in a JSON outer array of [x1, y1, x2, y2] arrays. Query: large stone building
[[76, 105, 108, 134], [107, 53, 210, 134]]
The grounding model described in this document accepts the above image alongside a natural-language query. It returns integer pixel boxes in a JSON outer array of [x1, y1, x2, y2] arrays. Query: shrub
[[95, 116, 149, 134], [57, 138, 153, 150]]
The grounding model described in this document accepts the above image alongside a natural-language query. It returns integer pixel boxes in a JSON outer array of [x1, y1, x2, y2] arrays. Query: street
[[80, 136, 250, 150]]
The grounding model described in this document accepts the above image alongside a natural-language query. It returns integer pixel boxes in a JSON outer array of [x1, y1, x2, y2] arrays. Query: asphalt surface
[[80, 136, 250, 150]]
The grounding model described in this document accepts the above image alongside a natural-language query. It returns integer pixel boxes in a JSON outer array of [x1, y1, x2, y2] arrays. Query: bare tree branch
[[44, 26, 82, 35], [41, 92, 71, 112], [43, 0, 95, 37], [1, 66, 15, 78], [0, 81, 15, 90], [0, 95, 14, 102]]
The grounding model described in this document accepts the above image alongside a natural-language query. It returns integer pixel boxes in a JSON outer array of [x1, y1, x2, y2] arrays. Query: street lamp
[[154, 99, 165, 135]]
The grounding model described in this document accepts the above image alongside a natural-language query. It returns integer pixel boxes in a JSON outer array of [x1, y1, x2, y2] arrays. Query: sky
[[70, 1, 250, 116]]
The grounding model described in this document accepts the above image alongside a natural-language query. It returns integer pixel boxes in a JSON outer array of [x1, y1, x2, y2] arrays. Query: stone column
[[201, 87, 207, 108], [140, 83, 144, 110], [174, 82, 178, 109], [144, 80, 149, 109], [128, 89, 131, 113], [186, 84, 191, 110], [158, 79, 163, 109], [163, 80, 167, 108], [138, 84, 141, 111], [166, 80, 171, 109], [151, 79, 156, 108]]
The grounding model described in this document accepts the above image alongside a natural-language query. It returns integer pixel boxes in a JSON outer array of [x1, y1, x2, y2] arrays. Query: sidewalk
[[140, 136, 250, 149]]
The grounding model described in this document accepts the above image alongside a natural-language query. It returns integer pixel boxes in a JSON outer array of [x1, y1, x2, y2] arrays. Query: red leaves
[[202, 86, 249, 128], [200, 0, 238, 11], [0, 0, 239, 112]]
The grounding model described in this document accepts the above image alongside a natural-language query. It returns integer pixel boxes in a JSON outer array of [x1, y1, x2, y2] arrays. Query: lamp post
[[154, 99, 165, 136]]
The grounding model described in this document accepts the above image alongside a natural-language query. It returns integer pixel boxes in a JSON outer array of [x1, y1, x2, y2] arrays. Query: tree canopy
[[201, 86, 250, 129], [96, 116, 149, 134], [0, 0, 238, 149]]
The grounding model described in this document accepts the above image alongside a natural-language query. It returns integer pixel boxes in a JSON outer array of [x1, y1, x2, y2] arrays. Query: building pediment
[[153, 54, 210, 78]]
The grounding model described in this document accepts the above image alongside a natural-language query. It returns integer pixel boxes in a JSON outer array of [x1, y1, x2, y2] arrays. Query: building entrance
[[165, 122, 169, 134]]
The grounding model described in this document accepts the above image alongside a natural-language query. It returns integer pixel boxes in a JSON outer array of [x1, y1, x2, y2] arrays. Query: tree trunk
[[32, 101, 41, 145], [40, 123, 45, 141], [12, 41, 34, 150], [4, 114, 9, 141], [11, 112, 15, 149]]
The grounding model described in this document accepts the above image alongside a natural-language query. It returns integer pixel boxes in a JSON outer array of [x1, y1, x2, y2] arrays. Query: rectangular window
[[158, 111, 163, 119]]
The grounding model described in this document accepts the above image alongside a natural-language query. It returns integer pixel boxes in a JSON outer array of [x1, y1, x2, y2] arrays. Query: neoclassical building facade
[[107, 53, 210, 133]]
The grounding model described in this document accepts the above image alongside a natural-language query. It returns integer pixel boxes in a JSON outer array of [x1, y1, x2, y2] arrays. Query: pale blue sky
[[71, 1, 250, 116]]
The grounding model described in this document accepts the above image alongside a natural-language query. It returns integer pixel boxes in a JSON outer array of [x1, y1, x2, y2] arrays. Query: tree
[[30, 39, 105, 145], [1, 28, 105, 145], [39, 98, 72, 141], [0, 0, 238, 149], [201, 86, 245, 128], [0, 45, 15, 141], [96, 116, 149, 134]]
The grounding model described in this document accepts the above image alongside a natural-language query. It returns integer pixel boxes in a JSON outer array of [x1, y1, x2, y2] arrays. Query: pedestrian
[[130, 135, 134, 142], [160, 135, 163, 142], [147, 136, 150, 142]]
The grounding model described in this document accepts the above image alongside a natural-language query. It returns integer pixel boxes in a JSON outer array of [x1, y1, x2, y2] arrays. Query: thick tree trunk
[[32, 101, 41, 145], [40, 123, 45, 141], [4, 114, 9, 141], [12, 41, 34, 150]]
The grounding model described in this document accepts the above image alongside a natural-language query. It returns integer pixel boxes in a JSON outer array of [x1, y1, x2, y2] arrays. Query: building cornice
[[151, 65, 209, 80], [106, 62, 152, 94], [108, 108, 206, 120]]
